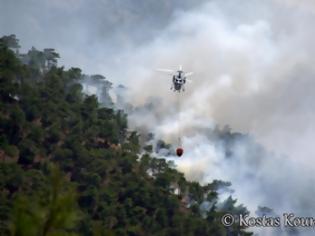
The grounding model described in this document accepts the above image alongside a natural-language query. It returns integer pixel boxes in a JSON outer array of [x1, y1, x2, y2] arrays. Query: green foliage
[[10, 165, 81, 236], [0, 35, 252, 236], [2, 144, 19, 157], [0, 34, 20, 50]]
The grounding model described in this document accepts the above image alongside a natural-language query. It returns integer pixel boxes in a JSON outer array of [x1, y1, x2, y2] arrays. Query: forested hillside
[[0, 35, 252, 236]]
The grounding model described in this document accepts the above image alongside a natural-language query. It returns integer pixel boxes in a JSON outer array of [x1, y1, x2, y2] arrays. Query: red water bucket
[[176, 147, 184, 157]]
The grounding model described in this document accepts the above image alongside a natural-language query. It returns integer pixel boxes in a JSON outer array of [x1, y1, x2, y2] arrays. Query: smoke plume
[[119, 1, 315, 235], [2, 0, 315, 235]]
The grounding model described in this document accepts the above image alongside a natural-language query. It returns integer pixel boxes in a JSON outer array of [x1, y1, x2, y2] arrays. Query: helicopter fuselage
[[172, 71, 186, 92]]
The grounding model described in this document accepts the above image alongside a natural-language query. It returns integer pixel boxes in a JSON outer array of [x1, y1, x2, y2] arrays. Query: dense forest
[[0, 35, 252, 236]]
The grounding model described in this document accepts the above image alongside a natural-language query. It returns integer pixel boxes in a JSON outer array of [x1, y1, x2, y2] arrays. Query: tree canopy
[[0, 35, 252, 236]]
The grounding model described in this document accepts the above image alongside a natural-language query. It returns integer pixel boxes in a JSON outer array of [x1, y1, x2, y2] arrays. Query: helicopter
[[156, 65, 193, 92], [156, 65, 194, 157]]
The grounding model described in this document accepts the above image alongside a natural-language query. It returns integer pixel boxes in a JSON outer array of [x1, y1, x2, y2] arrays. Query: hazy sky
[[0, 0, 208, 77]]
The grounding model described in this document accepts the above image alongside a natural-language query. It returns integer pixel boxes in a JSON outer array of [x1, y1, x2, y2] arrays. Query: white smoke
[[3, 0, 315, 234], [119, 0, 315, 235]]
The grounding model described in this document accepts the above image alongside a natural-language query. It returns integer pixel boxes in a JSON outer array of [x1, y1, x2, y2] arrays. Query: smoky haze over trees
[[2, 1, 315, 235], [0, 35, 254, 235], [0, 0, 209, 76]]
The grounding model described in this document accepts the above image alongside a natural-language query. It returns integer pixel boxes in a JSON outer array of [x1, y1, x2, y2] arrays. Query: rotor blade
[[156, 68, 175, 75], [156, 68, 174, 73], [185, 72, 193, 77]]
